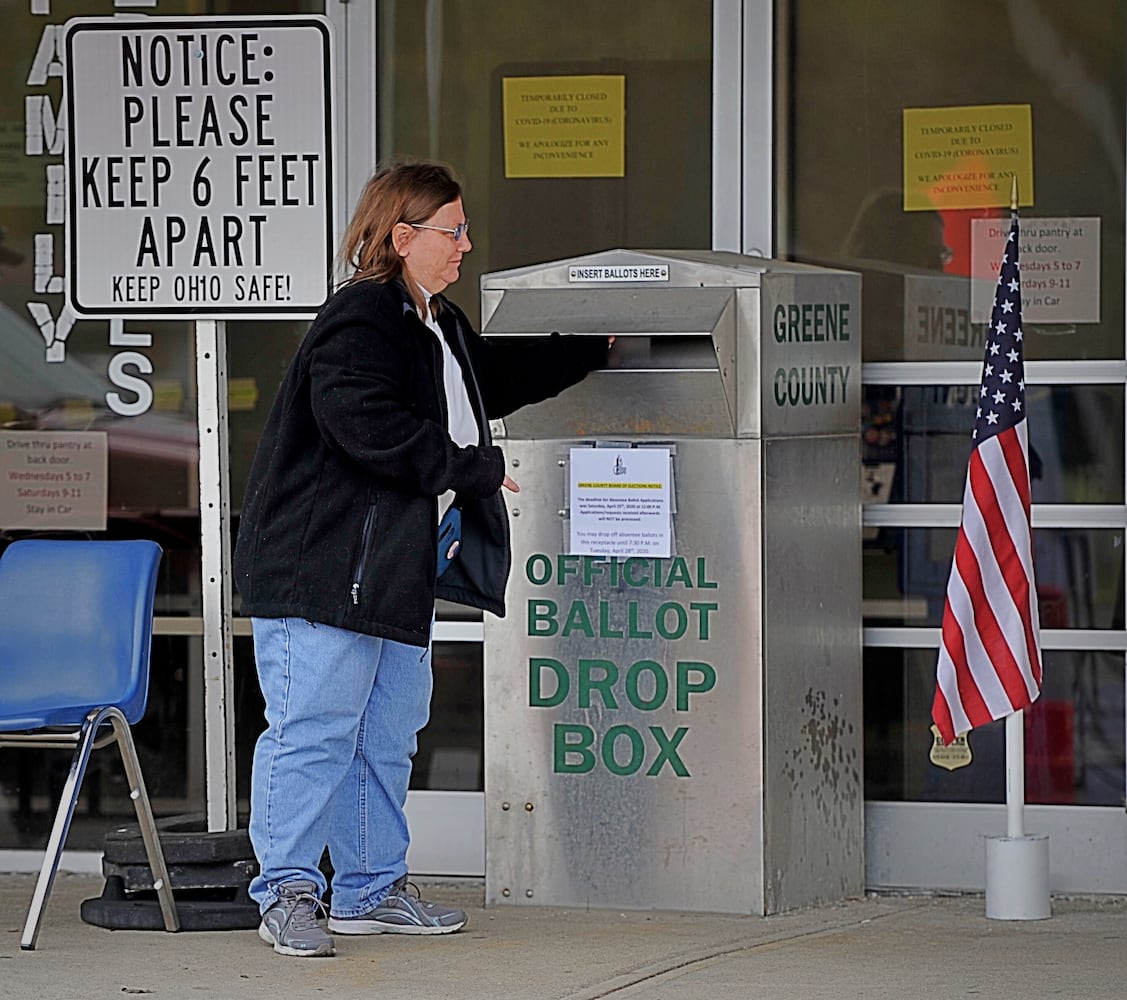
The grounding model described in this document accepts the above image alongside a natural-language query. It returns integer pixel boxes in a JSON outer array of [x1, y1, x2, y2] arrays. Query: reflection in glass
[[864, 528, 1124, 630], [864, 648, 1125, 806], [380, 0, 713, 324], [863, 384, 1124, 505], [786, 1, 1126, 362]]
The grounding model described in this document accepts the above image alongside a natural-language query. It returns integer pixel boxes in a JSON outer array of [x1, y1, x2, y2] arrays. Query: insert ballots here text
[[64, 17, 334, 318]]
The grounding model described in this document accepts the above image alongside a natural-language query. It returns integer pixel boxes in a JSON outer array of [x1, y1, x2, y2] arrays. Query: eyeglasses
[[411, 221, 470, 241]]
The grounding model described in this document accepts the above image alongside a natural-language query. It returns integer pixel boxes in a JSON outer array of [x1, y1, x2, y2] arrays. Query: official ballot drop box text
[[480, 250, 863, 915]]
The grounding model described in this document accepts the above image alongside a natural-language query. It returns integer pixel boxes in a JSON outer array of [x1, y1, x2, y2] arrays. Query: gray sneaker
[[328, 876, 467, 935], [257, 880, 335, 957]]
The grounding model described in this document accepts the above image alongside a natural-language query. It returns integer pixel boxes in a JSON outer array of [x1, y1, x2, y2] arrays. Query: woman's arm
[[309, 306, 506, 499], [464, 326, 610, 419]]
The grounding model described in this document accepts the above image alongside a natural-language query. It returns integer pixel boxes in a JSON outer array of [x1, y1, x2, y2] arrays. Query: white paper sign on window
[[970, 216, 1100, 325], [0, 431, 108, 530]]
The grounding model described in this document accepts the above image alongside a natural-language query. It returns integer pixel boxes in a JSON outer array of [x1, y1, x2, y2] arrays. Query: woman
[[234, 160, 609, 957]]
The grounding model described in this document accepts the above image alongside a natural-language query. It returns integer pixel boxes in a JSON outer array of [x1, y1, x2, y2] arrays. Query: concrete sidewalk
[[2, 873, 1124, 999]]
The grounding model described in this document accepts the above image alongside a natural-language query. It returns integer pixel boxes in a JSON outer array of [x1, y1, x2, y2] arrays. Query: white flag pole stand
[[984, 709, 1051, 919]]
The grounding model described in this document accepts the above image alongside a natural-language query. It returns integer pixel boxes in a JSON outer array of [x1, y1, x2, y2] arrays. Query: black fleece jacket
[[233, 278, 606, 647]]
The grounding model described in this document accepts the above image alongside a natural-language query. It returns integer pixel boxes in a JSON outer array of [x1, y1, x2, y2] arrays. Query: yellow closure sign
[[503, 75, 625, 178], [903, 104, 1033, 211]]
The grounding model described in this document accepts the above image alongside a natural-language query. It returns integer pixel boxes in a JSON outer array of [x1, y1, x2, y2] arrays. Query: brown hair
[[338, 159, 462, 303]]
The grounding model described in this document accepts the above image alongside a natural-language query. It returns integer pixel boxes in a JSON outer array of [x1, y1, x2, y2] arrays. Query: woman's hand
[[503, 474, 520, 493]]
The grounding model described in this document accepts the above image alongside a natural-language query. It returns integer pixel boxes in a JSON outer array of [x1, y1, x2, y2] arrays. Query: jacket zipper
[[350, 503, 377, 606]]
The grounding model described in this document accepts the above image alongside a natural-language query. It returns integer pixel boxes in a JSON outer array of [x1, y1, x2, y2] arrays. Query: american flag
[[932, 211, 1042, 746]]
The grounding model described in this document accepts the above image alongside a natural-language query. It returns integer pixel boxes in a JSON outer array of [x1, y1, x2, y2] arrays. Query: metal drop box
[[480, 249, 863, 915]]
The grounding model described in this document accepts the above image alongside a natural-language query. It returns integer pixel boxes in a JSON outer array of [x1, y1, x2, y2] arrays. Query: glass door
[[781, 0, 1127, 892]]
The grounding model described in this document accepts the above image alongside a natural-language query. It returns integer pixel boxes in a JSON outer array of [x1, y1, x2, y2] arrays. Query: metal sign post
[[196, 318, 236, 831]]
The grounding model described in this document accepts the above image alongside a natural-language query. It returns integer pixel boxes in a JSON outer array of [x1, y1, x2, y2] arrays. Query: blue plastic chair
[[0, 539, 179, 949]]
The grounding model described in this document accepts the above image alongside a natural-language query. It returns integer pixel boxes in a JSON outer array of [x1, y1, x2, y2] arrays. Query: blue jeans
[[247, 617, 433, 918]]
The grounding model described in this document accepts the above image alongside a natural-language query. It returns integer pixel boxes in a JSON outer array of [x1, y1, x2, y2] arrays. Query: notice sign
[[569, 447, 671, 558], [903, 104, 1032, 212], [970, 216, 1100, 325], [503, 75, 625, 178], [0, 431, 108, 531], [63, 16, 334, 319]]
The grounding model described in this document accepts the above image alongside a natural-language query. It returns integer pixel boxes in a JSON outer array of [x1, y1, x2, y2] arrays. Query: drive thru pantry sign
[[63, 16, 334, 319]]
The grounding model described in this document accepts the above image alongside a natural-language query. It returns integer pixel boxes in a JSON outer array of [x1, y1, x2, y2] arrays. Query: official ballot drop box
[[480, 249, 863, 915]]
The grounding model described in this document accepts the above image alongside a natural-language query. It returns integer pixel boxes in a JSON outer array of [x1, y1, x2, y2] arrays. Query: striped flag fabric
[[932, 210, 1042, 746]]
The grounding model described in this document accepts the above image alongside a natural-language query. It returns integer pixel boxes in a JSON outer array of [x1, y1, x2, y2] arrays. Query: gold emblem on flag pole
[[929, 724, 973, 771]]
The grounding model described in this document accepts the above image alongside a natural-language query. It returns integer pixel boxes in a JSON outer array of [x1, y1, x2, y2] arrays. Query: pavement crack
[[559, 902, 930, 999]]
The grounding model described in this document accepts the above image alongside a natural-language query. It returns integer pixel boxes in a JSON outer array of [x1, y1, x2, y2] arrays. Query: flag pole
[[1005, 712, 1025, 838], [984, 172, 1049, 919], [1004, 172, 1026, 842]]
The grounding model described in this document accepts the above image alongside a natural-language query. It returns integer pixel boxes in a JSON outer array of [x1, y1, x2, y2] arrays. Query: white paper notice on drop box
[[568, 446, 671, 557]]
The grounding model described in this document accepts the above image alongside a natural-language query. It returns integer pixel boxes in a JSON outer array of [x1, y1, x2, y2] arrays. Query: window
[[783, 0, 1127, 806]]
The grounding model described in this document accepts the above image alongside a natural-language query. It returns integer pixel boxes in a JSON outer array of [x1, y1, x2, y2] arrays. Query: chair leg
[[20, 710, 102, 951], [109, 707, 180, 933]]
